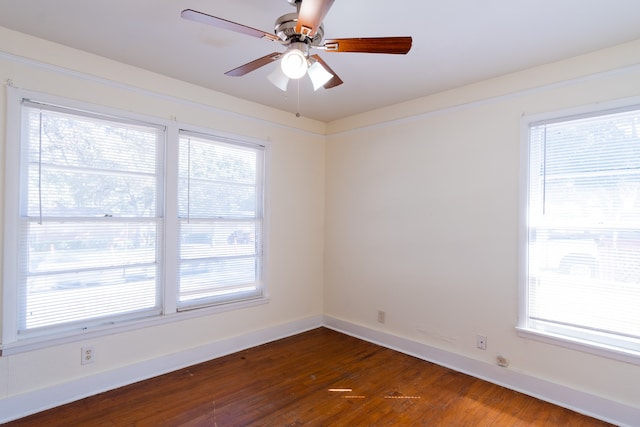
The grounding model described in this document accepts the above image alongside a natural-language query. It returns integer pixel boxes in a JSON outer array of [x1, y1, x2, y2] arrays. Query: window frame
[[1, 87, 270, 356], [176, 130, 266, 310], [517, 96, 640, 366]]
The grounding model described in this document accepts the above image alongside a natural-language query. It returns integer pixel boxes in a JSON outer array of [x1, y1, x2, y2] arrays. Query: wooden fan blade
[[310, 54, 343, 89], [323, 37, 412, 54], [181, 9, 280, 42], [295, 0, 335, 38], [225, 52, 283, 77]]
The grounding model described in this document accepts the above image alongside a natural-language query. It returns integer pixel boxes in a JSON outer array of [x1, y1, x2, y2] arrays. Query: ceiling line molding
[[326, 61, 640, 138], [0, 49, 326, 138]]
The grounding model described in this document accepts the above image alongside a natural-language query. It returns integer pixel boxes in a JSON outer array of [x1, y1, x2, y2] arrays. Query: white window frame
[[1, 87, 269, 355], [176, 130, 266, 310], [517, 96, 640, 365]]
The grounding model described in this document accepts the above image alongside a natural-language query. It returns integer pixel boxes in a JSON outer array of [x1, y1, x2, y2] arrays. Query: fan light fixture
[[307, 59, 333, 90], [268, 58, 334, 92], [271, 42, 334, 91], [280, 47, 308, 79]]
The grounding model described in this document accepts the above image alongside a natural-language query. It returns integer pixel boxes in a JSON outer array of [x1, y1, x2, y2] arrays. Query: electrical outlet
[[81, 346, 95, 365], [476, 335, 487, 350], [377, 310, 386, 324]]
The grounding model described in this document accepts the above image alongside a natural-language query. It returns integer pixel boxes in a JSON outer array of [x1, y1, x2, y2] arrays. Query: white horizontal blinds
[[527, 107, 640, 350], [177, 131, 264, 309], [19, 101, 163, 335]]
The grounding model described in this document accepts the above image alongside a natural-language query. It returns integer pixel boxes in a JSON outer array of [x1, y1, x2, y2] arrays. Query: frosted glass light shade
[[307, 61, 334, 91], [268, 67, 290, 91]]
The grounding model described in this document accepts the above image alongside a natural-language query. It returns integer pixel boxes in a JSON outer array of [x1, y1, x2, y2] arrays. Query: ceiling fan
[[181, 0, 412, 91]]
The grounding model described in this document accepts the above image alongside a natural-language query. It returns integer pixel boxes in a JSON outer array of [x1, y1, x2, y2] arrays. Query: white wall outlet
[[377, 310, 386, 324], [476, 335, 487, 350], [81, 346, 95, 365]]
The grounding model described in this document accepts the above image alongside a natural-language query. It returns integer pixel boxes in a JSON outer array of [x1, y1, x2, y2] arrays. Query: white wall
[[324, 38, 640, 418], [0, 27, 325, 420]]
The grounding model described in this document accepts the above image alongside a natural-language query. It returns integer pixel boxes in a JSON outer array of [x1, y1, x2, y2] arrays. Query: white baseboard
[[0, 315, 323, 424], [3, 314, 637, 425], [323, 315, 639, 427]]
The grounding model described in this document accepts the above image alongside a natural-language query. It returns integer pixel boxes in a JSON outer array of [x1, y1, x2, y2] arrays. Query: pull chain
[[296, 79, 301, 118]]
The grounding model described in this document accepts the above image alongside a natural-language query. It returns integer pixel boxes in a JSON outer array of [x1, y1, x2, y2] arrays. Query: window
[[2, 88, 266, 351], [177, 131, 264, 309], [519, 102, 640, 362]]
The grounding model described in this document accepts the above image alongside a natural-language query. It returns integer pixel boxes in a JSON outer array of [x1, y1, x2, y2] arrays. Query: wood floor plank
[[3, 328, 614, 426]]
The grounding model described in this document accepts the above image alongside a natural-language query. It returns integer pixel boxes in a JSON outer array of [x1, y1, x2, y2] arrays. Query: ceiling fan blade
[[295, 0, 335, 38], [310, 55, 343, 89], [225, 52, 283, 77], [181, 9, 280, 42], [323, 37, 412, 54]]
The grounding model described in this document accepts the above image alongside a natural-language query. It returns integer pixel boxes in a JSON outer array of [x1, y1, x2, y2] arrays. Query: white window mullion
[[163, 126, 179, 315]]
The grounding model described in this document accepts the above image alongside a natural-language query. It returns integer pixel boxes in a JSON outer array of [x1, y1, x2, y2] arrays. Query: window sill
[[516, 326, 640, 366], [0, 296, 270, 356]]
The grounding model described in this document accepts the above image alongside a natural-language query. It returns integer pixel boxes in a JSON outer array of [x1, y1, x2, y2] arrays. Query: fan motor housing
[[275, 12, 324, 46]]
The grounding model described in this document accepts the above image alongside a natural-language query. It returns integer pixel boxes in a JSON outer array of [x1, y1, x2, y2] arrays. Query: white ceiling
[[1, 0, 640, 122]]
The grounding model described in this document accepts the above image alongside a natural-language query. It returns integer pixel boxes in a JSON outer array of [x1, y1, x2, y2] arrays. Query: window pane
[[527, 107, 640, 351], [178, 220, 261, 305], [18, 103, 163, 335], [178, 137, 258, 218], [177, 133, 264, 309], [24, 107, 158, 218]]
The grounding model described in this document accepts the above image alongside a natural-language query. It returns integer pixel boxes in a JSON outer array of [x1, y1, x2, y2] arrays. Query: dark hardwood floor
[[4, 328, 613, 426]]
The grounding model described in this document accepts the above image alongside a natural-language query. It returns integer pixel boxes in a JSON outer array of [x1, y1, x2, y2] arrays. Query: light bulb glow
[[281, 48, 308, 79]]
